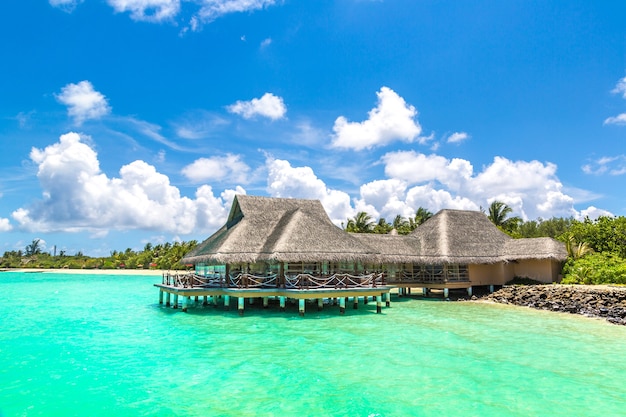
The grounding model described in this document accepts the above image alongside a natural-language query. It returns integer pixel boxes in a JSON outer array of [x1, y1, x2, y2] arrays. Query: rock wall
[[484, 285, 626, 325]]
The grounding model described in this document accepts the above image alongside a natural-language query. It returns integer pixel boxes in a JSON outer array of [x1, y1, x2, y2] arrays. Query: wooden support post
[[159, 289, 163, 304], [489, 285, 494, 293], [444, 288, 449, 299], [195, 296, 199, 303], [385, 292, 391, 307], [398, 287, 403, 298], [332, 298, 337, 306], [165, 291, 171, 307], [280, 296, 286, 312], [224, 295, 230, 311], [263, 297, 269, 309], [182, 296, 190, 312], [238, 297, 244, 316], [422, 287, 428, 296], [173, 294, 179, 309], [353, 296, 359, 310], [250, 297, 255, 305], [203, 296, 208, 306], [364, 296, 369, 304], [339, 297, 346, 315], [408, 287, 411, 295], [299, 299, 305, 316], [212, 296, 218, 307], [317, 298, 323, 311], [467, 287, 473, 297], [376, 295, 382, 314]]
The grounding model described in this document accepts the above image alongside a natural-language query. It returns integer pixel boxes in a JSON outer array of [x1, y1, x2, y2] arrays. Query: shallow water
[[1, 272, 625, 416]]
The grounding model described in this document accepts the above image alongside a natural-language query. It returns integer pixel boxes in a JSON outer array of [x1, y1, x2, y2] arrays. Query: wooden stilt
[[165, 291, 171, 307], [173, 294, 179, 309], [339, 297, 346, 315], [159, 290, 163, 304], [212, 296, 218, 307], [280, 296, 286, 312], [422, 287, 428, 296], [398, 287, 403, 298], [444, 288, 449, 299], [263, 297, 269, 309], [385, 292, 391, 307], [224, 295, 230, 310], [364, 296, 369, 304], [317, 298, 323, 311], [376, 295, 382, 314], [238, 297, 244, 316], [408, 287, 411, 295], [182, 296, 190, 312], [203, 296, 208, 306], [332, 298, 337, 306], [353, 296, 358, 309], [298, 299, 305, 316], [467, 287, 473, 297], [249, 297, 255, 305], [489, 285, 494, 293]]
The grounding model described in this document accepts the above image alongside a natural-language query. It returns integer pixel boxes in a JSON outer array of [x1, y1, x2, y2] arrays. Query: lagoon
[[1, 271, 625, 416]]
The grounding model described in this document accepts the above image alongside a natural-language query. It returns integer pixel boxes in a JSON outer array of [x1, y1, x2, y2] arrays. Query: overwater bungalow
[[154, 195, 567, 314]]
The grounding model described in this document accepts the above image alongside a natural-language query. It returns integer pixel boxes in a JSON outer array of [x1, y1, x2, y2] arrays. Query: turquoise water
[[1, 272, 625, 417]]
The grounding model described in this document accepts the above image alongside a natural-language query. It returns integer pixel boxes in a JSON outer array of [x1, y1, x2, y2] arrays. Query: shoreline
[[480, 284, 626, 326], [1, 268, 168, 276]]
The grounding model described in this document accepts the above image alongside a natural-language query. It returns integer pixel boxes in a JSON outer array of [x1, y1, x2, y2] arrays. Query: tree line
[[0, 240, 198, 270]]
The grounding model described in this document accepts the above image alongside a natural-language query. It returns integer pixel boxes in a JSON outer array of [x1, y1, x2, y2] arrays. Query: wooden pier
[[155, 271, 392, 316]]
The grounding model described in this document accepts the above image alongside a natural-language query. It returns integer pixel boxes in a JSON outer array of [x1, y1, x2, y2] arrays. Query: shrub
[[562, 252, 626, 284]]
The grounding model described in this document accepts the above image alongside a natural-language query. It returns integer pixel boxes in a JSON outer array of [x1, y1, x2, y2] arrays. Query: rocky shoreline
[[481, 284, 626, 325]]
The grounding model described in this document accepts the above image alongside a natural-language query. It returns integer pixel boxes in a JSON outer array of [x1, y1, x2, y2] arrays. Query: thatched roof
[[503, 237, 568, 261], [184, 196, 568, 266], [183, 195, 376, 264]]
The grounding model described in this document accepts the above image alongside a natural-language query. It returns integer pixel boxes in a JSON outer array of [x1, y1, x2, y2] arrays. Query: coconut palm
[[345, 211, 375, 233], [487, 201, 521, 235], [414, 207, 433, 227], [565, 235, 594, 259]]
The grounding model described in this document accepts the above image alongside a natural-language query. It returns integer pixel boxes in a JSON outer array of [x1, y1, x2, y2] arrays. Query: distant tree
[[25, 239, 42, 256], [487, 201, 521, 236], [565, 235, 593, 260], [373, 218, 393, 234], [413, 207, 433, 227]]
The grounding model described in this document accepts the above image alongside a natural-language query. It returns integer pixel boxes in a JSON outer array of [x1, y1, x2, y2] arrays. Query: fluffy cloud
[[107, 0, 180, 22], [13, 132, 243, 234], [227, 93, 287, 120], [0, 218, 12, 232], [331, 87, 422, 151], [380, 151, 578, 220], [56, 81, 111, 125], [181, 154, 251, 183], [611, 76, 626, 99], [446, 131, 470, 143], [265, 158, 355, 225]]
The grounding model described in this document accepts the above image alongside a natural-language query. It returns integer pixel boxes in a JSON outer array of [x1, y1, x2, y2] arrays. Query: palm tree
[[373, 218, 393, 234], [413, 207, 433, 227], [25, 239, 42, 256], [565, 235, 593, 259], [345, 211, 375, 233], [487, 200, 521, 235]]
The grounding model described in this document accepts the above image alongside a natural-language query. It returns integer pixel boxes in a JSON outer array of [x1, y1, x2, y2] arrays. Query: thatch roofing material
[[184, 196, 568, 265], [183, 195, 376, 264]]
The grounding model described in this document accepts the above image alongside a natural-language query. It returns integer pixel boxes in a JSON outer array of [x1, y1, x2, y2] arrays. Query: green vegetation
[[342, 201, 626, 285], [0, 240, 197, 270]]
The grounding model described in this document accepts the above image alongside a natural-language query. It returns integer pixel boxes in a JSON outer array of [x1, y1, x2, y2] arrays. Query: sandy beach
[[2, 268, 168, 276]]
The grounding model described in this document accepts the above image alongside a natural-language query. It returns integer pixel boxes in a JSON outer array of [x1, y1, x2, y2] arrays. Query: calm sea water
[[1, 272, 625, 417]]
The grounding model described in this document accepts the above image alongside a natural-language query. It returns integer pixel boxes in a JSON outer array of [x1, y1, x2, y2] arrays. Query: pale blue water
[[1, 272, 625, 417]]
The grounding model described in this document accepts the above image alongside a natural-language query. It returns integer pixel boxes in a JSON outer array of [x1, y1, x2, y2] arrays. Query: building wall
[[513, 259, 562, 283], [468, 263, 513, 286]]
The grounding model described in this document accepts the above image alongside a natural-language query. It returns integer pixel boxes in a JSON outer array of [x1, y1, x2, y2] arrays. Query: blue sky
[[1, 0, 626, 256]]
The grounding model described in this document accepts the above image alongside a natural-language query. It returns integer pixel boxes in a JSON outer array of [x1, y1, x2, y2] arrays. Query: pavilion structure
[[154, 195, 567, 315]]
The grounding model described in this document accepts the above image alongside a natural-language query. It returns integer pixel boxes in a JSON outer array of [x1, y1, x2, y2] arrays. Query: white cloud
[[579, 206, 613, 220], [227, 93, 286, 120], [446, 131, 470, 143], [181, 154, 251, 183], [331, 87, 422, 151], [611, 76, 626, 99], [260, 38, 272, 48], [604, 113, 626, 125], [56, 81, 111, 125], [192, 0, 277, 28], [49, 0, 83, 12], [265, 158, 355, 225], [582, 155, 626, 176], [107, 0, 180, 22], [13, 132, 243, 234], [0, 218, 12, 232]]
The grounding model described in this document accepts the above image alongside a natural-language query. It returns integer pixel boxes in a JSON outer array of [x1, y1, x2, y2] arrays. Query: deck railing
[[284, 273, 384, 289], [162, 272, 384, 289], [386, 270, 470, 284]]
